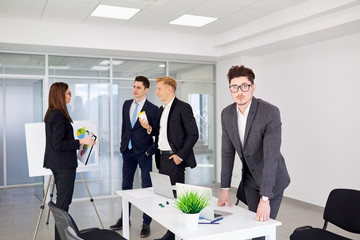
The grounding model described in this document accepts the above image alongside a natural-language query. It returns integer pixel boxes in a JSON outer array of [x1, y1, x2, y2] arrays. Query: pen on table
[[210, 217, 223, 223], [198, 222, 220, 224]]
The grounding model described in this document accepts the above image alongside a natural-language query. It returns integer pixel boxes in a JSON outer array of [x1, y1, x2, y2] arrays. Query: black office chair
[[290, 188, 360, 240], [48, 201, 125, 240], [65, 226, 84, 240]]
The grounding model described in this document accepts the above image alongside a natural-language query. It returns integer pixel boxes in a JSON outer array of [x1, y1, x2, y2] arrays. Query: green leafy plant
[[174, 191, 210, 214]]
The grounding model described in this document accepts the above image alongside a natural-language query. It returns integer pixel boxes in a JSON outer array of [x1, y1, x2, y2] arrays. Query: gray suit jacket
[[220, 97, 290, 198]]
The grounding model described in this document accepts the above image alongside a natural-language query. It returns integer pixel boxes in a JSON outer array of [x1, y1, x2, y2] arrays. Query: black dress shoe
[[140, 223, 150, 238], [154, 231, 175, 240], [109, 218, 131, 230]]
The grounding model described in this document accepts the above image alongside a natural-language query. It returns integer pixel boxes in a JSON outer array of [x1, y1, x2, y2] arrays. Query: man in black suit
[[110, 76, 158, 238], [153, 76, 199, 240]]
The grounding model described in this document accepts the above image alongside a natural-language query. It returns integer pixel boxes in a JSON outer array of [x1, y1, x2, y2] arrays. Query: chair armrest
[[293, 225, 313, 233]]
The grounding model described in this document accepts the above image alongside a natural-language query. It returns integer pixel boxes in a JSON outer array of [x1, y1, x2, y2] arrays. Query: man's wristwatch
[[145, 151, 150, 156], [261, 196, 269, 201]]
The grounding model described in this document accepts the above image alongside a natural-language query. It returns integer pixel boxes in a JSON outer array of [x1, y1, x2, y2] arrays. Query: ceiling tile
[[188, 2, 244, 18], [225, 7, 270, 24], [0, 0, 46, 19], [208, 0, 258, 8], [249, 0, 305, 12], [121, 0, 208, 30], [100, 0, 150, 9], [41, 0, 98, 23], [189, 17, 247, 36]]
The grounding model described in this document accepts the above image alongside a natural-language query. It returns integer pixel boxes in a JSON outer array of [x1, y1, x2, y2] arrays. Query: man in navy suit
[[110, 76, 158, 238], [153, 76, 199, 240]]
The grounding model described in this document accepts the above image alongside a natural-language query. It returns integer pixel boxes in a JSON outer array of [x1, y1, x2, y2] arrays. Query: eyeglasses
[[229, 84, 253, 93], [65, 91, 72, 96]]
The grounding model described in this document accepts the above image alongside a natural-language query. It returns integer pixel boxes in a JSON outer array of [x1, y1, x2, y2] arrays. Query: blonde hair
[[156, 76, 177, 91]]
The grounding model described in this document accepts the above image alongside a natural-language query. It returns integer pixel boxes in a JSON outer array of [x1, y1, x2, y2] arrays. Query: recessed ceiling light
[[159, 64, 165, 68], [169, 14, 217, 27], [91, 5, 141, 20], [91, 66, 110, 71], [99, 60, 124, 66], [99, 60, 109, 65], [112, 60, 124, 65]]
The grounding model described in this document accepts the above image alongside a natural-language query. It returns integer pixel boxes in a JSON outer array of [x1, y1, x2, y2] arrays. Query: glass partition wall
[[0, 52, 45, 198], [0, 79, 4, 186], [169, 63, 216, 185], [0, 52, 216, 199], [0, 53, 45, 189], [5, 79, 43, 185], [48, 55, 112, 197]]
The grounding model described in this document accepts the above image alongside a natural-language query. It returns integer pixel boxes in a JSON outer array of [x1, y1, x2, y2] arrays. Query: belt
[[159, 150, 174, 155]]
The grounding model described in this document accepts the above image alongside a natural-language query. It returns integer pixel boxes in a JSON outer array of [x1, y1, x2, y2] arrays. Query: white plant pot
[[183, 212, 200, 230]]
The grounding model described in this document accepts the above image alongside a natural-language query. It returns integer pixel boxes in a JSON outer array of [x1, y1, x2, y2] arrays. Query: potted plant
[[174, 191, 210, 230]]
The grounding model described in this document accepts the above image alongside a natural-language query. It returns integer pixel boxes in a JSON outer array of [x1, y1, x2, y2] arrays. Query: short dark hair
[[227, 65, 255, 84], [135, 76, 150, 89]]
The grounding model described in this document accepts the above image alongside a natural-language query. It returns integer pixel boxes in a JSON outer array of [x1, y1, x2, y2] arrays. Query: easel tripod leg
[[32, 175, 52, 240], [46, 181, 56, 224], [80, 172, 104, 229]]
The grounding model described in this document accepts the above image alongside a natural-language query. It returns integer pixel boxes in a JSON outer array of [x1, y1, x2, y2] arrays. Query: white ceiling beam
[[214, 0, 359, 48], [218, 3, 360, 57]]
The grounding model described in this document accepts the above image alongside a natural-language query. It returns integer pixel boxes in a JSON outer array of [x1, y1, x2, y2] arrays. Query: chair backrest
[[48, 201, 81, 240], [65, 226, 84, 240], [323, 188, 360, 234]]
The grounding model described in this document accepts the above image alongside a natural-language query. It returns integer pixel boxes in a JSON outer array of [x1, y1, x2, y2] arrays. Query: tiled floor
[[1, 185, 358, 240]]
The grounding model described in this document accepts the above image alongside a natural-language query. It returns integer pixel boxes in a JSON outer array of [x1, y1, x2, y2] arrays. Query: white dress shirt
[[158, 97, 175, 151], [222, 101, 252, 191], [236, 101, 252, 147], [129, 98, 146, 123]]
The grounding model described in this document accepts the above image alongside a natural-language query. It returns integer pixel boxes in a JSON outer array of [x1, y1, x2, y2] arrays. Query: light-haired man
[[153, 76, 198, 240]]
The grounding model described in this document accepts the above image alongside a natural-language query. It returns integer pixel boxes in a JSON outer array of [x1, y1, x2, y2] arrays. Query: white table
[[116, 188, 281, 240]]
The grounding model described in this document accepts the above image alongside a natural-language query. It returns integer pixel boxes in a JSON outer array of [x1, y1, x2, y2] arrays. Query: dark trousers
[[158, 153, 185, 185], [52, 168, 76, 240], [244, 177, 283, 240], [122, 149, 152, 225], [158, 153, 185, 239]]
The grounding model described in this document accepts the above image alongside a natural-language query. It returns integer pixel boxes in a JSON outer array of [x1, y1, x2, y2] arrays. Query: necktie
[[128, 102, 139, 150], [159, 106, 164, 117]]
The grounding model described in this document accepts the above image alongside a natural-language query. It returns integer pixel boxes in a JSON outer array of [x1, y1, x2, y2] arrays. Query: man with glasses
[[217, 65, 290, 240]]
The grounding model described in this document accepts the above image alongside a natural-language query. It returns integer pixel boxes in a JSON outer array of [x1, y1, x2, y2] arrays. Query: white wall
[[216, 32, 360, 207]]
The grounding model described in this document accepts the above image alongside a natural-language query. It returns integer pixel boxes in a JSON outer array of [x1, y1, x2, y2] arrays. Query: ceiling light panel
[[91, 66, 110, 71], [169, 14, 217, 27], [99, 60, 124, 65], [91, 5, 141, 20]]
